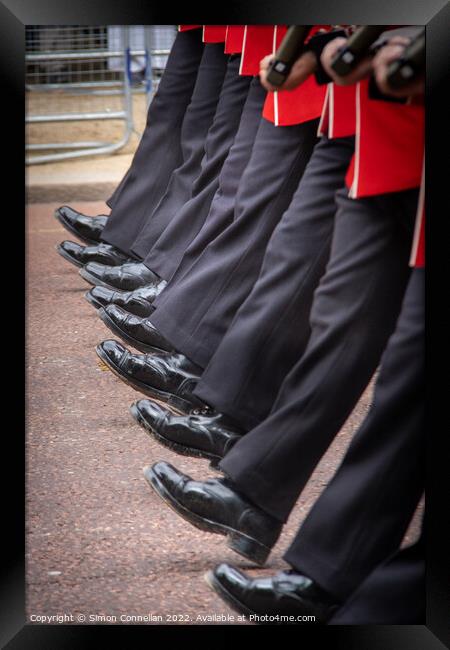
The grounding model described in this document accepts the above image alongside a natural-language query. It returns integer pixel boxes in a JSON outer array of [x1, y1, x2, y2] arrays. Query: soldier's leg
[[329, 531, 425, 624], [124, 43, 231, 259], [145, 75, 267, 282], [101, 36, 227, 255], [148, 116, 320, 368], [283, 269, 424, 601], [194, 136, 355, 428], [84, 77, 265, 310], [219, 187, 418, 521], [201, 270, 424, 622], [133, 54, 252, 278], [81, 53, 252, 291], [106, 168, 129, 210]]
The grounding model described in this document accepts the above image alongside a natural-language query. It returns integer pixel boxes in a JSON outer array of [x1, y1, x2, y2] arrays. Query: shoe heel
[[227, 532, 270, 566]]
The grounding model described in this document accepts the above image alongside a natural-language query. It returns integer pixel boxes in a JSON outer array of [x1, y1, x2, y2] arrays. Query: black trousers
[[329, 528, 425, 624], [195, 136, 355, 428], [106, 167, 129, 210], [139, 55, 252, 280], [285, 269, 425, 603], [219, 186, 418, 521], [157, 76, 267, 286], [127, 43, 229, 260], [100, 29, 205, 254], [149, 118, 319, 368]]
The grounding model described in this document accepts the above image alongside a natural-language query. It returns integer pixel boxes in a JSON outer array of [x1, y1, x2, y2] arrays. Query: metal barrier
[[25, 26, 176, 164]]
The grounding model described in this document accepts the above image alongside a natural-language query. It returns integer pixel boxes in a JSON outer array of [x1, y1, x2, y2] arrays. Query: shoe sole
[[144, 466, 271, 566], [55, 209, 99, 246], [130, 402, 221, 469], [95, 343, 191, 416], [98, 307, 172, 355], [55, 243, 84, 268], [84, 291, 104, 311], [204, 571, 256, 620]]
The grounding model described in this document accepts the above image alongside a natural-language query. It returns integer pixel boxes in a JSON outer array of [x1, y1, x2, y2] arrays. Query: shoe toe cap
[[90, 285, 115, 306], [97, 338, 128, 366], [212, 563, 248, 593], [145, 461, 186, 490], [56, 205, 78, 225], [213, 562, 249, 599], [134, 399, 168, 428], [104, 303, 129, 325], [59, 240, 83, 258]]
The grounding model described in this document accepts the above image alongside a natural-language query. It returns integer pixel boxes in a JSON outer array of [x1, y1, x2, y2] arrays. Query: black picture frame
[[2, 0, 449, 645]]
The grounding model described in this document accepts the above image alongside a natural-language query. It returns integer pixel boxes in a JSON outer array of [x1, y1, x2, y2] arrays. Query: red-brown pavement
[[26, 202, 422, 626]]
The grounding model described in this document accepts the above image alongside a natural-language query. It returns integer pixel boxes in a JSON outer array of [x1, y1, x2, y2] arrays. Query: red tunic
[[410, 161, 425, 268], [318, 83, 357, 139], [224, 25, 246, 54], [346, 78, 424, 198], [262, 25, 328, 126], [239, 26, 275, 76], [178, 26, 202, 32], [203, 26, 227, 43]]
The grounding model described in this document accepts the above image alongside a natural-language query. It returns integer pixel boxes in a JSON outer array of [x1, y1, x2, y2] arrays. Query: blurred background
[[26, 25, 176, 202]]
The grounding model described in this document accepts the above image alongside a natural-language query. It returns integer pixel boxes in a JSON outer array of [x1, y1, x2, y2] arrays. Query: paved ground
[[26, 93, 147, 203], [26, 153, 133, 203], [26, 202, 422, 626]]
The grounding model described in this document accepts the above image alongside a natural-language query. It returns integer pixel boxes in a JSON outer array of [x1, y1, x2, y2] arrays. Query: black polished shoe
[[131, 400, 243, 466], [56, 241, 131, 269], [144, 462, 281, 565], [85, 280, 167, 317], [98, 305, 174, 353], [80, 261, 159, 291], [205, 564, 339, 623], [96, 340, 205, 413], [55, 206, 108, 245]]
